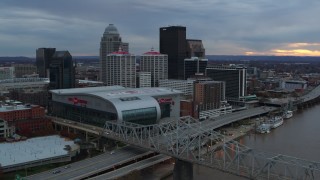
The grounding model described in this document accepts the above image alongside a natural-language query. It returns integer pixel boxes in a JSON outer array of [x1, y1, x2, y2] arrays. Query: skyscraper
[[140, 48, 168, 87], [186, 39, 205, 58], [206, 65, 247, 99], [159, 26, 186, 79], [100, 24, 129, 83], [184, 57, 208, 79], [36, 48, 56, 78], [49, 51, 75, 89], [106, 48, 136, 88]]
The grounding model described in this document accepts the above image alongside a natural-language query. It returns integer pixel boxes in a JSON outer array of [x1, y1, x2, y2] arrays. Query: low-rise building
[[0, 103, 52, 136], [0, 118, 15, 138], [159, 79, 194, 96]]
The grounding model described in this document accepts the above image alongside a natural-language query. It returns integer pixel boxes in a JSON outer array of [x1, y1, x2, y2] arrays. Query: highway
[[201, 106, 277, 131], [89, 154, 171, 180], [155, 106, 277, 147], [300, 84, 320, 102], [25, 146, 149, 180]]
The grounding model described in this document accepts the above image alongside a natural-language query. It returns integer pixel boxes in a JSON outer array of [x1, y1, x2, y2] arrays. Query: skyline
[[1, 0, 320, 57]]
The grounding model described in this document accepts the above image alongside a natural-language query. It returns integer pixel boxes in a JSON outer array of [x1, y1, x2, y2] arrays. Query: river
[[168, 104, 320, 180]]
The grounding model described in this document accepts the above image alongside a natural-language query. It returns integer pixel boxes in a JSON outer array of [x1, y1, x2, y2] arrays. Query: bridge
[[103, 117, 320, 180], [49, 104, 320, 180], [295, 85, 320, 108]]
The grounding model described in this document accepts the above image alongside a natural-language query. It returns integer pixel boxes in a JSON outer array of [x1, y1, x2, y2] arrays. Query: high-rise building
[[140, 48, 168, 87], [36, 48, 56, 78], [206, 65, 247, 99], [100, 24, 129, 83], [186, 39, 205, 58], [194, 81, 225, 111], [49, 51, 75, 89], [106, 48, 136, 88], [159, 26, 186, 79], [184, 57, 208, 79]]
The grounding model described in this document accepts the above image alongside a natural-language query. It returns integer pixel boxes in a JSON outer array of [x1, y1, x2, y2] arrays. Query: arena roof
[[50, 86, 182, 100]]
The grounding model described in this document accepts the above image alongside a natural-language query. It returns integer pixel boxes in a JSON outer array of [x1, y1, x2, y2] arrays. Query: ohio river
[[193, 104, 320, 180]]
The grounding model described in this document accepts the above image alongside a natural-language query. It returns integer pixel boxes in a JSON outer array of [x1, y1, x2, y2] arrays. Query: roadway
[[89, 154, 171, 180], [25, 146, 149, 180], [300, 84, 320, 102], [201, 106, 277, 130], [154, 106, 277, 148]]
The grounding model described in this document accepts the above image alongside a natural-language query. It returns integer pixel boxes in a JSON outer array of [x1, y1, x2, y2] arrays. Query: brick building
[[0, 104, 52, 136]]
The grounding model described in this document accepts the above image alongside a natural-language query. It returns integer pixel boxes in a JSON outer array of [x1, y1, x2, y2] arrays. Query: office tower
[[36, 48, 56, 78], [159, 26, 186, 79], [100, 24, 129, 83], [139, 72, 151, 88], [106, 48, 136, 88], [194, 81, 225, 111], [140, 48, 168, 87], [206, 65, 247, 99], [49, 51, 75, 89], [184, 57, 208, 79], [186, 39, 205, 58]]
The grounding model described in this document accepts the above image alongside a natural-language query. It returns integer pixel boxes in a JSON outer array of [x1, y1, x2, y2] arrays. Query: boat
[[266, 116, 283, 129], [256, 124, 271, 134], [283, 110, 293, 119]]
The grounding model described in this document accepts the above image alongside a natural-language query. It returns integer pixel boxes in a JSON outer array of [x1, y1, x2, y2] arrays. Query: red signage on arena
[[68, 97, 87, 106], [157, 98, 174, 105]]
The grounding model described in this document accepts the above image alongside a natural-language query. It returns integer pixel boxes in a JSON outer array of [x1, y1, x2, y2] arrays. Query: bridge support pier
[[173, 159, 193, 180]]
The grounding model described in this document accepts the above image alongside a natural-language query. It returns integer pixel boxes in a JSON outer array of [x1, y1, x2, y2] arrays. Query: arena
[[49, 86, 182, 126]]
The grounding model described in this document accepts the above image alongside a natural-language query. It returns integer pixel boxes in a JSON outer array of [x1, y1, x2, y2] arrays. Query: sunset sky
[[0, 0, 320, 57]]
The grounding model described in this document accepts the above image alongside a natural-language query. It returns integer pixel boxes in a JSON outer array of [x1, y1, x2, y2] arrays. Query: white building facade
[[140, 49, 168, 87], [139, 72, 151, 88], [0, 119, 15, 138], [106, 49, 136, 88], [0, 67, 15, 80], [159, 79, 194, 96]]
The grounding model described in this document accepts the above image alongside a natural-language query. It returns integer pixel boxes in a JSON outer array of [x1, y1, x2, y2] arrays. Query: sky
[[1, 0, 320, 57]]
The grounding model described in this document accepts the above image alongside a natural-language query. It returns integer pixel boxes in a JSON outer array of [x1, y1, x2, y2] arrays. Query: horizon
[[1, 54, 320, 59]]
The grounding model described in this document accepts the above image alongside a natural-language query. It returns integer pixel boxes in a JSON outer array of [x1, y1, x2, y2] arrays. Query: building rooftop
[[142, 48, 164, 55], [0, 135, 75, 167], [0, 105, 31, 112], [104, 24, 119, 35], [50, 86, 182, 99], [109, 47, 131, 55]]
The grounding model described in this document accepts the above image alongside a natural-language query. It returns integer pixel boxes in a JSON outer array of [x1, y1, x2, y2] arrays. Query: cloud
[[0, 0, 320, 56], [245, 42, 320, 56]]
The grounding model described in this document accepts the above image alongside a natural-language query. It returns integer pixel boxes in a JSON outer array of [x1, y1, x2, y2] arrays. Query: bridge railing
[[103, 118, 320, 180]]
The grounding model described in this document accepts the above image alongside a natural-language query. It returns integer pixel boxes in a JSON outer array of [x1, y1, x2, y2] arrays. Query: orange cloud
[[272, 49, 320, 56], [245, 42, 320, 56], [287, 43, 320, 48]]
